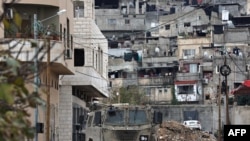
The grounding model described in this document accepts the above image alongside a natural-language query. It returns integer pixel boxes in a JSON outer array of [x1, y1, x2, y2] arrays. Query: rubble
[[155, 120, 217, 141]]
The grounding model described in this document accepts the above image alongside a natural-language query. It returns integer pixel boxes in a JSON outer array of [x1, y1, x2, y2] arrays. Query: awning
[[231, 80, 250, 95], [175, 80, 198, 85]]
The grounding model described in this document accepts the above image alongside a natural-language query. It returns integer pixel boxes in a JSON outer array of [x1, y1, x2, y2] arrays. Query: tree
[[0, 1, 44, 140]]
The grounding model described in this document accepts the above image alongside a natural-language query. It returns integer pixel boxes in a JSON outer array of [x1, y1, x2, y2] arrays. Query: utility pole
[[34, 14, 39, 141], [219, 54, 231, 125], [46, 37, 51, 141], [224, 56, 230, 125], [220, 24, 231, 126], [218, 73, 222, 141]]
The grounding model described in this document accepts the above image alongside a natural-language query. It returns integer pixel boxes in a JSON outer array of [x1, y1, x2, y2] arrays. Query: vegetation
[[0, 56, 43, 141], [0, 1, 44, 140]]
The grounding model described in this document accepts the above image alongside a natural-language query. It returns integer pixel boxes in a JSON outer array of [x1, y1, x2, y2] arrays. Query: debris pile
[[155, 120, 217, 141]]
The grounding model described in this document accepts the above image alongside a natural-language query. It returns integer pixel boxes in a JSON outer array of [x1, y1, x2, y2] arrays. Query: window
[[94, 111, 101, 126], [184, 22, 191, 27], [183, 49, 195, 58], [145, 88, 151, 96], [125, 19, 130, 24], [104, 110, 125, 125], [87, 115, 93, 127], [74, 49, 85, 66], [178, 85, 194, 94], [159, 89, 162, 94], [182, 64, 198, 73], [67, 18, 70, 48], [164, 88, 168, 93], [108, 19, 116, 25], [73, 1, 84, 18], [189, 64, 198, 73], [128, 110, 148, 125], [165, 25, 170, 30]]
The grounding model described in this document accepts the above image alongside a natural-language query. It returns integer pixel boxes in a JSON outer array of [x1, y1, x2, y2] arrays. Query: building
[[98, 0, 250, 105], [0, 0, 108, 141], [59, 0, 109, 140], [95, 0, 182, 104]]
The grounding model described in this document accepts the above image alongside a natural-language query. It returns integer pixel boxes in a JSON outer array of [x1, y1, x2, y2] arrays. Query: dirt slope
[[155, 121, 217, 141]]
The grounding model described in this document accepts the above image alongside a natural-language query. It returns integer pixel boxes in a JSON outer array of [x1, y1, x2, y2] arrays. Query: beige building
[[0, 0, 108, 141]]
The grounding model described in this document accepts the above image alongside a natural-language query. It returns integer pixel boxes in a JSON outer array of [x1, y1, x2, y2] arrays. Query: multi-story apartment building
[[96, 0, 182, 104], [1, 0, 108, 141], [159, 1, 250, 104], [99, 0, 250, 105]]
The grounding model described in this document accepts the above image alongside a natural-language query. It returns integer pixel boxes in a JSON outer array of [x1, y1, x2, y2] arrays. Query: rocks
[[155, 121, 217, 141]]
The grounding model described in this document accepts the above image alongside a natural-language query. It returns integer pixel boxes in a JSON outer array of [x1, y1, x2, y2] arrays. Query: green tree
[[0, 56, 43, 140], [0, 1, 44, 140]]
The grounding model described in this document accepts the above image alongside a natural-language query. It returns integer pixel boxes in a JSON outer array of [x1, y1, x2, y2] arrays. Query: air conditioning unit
[[202, 78, 208, 84], [65, 49, 72, 59]]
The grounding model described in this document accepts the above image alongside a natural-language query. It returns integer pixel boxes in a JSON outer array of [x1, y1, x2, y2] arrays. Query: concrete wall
[[95, 9, 145, 31], [152, 105, 250, 134], [59, 85, 73, 141]]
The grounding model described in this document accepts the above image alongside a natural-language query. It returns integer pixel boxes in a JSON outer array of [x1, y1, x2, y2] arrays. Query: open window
[[73, 0, 84, 18], [177, 85, 194, 94], [74, 49, 85, 66]]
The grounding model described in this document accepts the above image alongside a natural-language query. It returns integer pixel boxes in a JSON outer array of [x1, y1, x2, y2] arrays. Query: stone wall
[[152, 105, 250, 134]]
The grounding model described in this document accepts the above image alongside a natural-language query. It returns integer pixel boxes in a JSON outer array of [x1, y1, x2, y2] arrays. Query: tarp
[[231, 80, 250, 95]]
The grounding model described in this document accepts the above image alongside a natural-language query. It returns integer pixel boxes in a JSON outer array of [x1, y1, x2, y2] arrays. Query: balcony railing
[[138, 76, 174, 86], [1, 38, 73, 75]]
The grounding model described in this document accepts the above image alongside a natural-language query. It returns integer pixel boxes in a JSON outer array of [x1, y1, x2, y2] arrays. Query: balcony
[[176, 72, 201, 81], [11, 0, 59, 7], [1, 38, 73, 75], [110, 78, 138, 88], [138, 76, 174, 86], [62, 67, 109, 98], [110, 76, 174, 88], [3, 4, 61, 40]]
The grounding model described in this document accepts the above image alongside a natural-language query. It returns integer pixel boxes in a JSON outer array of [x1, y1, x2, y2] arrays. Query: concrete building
[[159, 1, 250, 105], [1, 0, 108, 141], [95, 0, 183, 104], [100, 0, 250, 105]]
